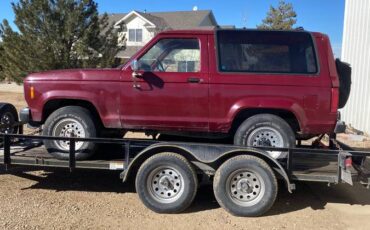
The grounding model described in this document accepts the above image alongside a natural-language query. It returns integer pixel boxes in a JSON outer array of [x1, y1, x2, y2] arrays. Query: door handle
[[187, 77, 202, 83]]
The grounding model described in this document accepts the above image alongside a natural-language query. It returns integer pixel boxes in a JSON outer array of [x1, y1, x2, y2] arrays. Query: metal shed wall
[[341, 0, 370, 134]]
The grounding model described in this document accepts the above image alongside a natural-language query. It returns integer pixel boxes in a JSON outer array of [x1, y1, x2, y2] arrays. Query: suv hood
[[25, 68, 122, 82]]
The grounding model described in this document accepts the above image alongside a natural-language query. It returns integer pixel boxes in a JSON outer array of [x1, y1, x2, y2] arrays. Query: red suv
[[20, 29, 351, 160]]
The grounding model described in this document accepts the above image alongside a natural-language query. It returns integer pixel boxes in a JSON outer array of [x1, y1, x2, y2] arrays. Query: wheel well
[[42, 99, 103, 127], [230, 109, 300, 135]]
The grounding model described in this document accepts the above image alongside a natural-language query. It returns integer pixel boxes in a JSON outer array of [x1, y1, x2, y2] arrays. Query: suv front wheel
[[43, 106, 97, 160], [234, 114, 295, 158]]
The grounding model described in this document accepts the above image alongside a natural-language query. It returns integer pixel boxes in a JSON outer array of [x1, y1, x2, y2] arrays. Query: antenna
[[242, 11, 247, 28]]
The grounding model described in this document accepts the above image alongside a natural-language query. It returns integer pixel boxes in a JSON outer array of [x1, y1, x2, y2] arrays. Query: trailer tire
[[0, 103, 19, 134], [135, 152, 198, 213], [43, 106, 97, 160], [213, 155, 278, 217]]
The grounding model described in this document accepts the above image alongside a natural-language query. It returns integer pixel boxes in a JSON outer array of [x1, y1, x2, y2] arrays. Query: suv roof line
[[159, 28, 318, 36]]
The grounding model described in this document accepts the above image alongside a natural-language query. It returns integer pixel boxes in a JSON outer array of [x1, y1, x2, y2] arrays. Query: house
[[107, 10, 218, 62]]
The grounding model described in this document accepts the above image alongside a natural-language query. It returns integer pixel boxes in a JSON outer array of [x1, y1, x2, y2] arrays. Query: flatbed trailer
[[1, 102, 370, 216], [1, 133, 370, 217]]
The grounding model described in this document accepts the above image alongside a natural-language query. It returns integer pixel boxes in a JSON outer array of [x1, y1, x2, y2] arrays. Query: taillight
[[331, 88, 339, 112], [345, 157, 353, 168]]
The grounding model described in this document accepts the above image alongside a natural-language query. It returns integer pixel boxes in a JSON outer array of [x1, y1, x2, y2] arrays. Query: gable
[[114, 11, 156, 28]]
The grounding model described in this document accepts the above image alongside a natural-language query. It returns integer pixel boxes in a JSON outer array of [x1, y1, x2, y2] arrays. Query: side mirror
[[131, 59, 139, 72], [130, 60, 142, 89]]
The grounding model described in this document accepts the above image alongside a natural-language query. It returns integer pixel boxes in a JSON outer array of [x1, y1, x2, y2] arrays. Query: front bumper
[[19, 107, 31, 123]]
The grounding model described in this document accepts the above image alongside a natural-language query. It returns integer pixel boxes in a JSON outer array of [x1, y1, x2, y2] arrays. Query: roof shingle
[[108, 10, 217, 30]]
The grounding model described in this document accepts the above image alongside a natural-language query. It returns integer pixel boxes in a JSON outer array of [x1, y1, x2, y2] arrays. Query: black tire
[[42, 106, 97, 160], [234, 114, 295, 157], [213, 155, 278, 217], [135, 152, 198, 213], [0, 103, 19, 134], [335, 59, 352, 109]]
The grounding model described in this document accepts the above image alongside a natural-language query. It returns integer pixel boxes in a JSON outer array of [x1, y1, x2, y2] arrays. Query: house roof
[[109, 10, 218, 30]]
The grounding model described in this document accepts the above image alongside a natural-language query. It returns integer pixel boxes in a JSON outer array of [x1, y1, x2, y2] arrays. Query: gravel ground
[[0, 82, 23, 94], [1, 167, 369, 230], [1, 90, 370, 230]]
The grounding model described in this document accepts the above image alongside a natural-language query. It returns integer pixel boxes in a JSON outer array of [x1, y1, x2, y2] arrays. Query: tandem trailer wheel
[[213, 155, 278, 217], [135, 152, 198, 213]]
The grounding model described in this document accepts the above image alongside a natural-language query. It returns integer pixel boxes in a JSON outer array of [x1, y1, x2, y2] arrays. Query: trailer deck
[[1, 134, 369, 186]]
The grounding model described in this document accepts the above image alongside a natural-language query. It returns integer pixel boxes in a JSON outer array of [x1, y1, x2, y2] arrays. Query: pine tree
[[257, 0, 297, 30], [0, 0, 119, 83], [0, 42, 4, 81]]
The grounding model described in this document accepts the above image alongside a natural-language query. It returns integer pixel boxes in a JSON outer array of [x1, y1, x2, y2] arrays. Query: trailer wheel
[[43, 106, 97, 160], [135, 152, 198, 213], [213, 155, 278, 217], [0, 104, 19, 134]]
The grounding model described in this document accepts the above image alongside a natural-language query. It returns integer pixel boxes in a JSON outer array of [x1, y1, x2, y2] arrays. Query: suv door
[[120, 35, 209, 131]]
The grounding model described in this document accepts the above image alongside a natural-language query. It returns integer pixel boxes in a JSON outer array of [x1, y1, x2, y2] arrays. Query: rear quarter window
[[217, 30, 318, 74]]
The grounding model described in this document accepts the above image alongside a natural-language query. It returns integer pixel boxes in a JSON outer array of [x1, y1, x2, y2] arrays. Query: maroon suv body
[[21, 29, 349, 160]]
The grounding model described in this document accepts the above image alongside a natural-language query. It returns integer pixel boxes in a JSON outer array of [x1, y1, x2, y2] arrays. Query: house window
[[128, 29, 143, 42]]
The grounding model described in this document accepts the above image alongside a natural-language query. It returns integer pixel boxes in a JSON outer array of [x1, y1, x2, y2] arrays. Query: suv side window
[[138, 38, 200, 73], [217, 30, 318, 74]]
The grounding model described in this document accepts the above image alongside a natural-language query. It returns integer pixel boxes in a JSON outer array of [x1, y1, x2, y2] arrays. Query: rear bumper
[[334, 120, 346, 133], [334, 111, 346, 133]]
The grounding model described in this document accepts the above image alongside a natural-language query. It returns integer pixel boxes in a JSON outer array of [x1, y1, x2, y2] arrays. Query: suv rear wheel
[[43, 106, 97, 160], [234, 114, 295, 158]]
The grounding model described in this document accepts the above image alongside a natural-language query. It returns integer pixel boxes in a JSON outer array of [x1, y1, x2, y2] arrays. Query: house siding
[[125, 16, 154, 46], [341, 0, 370, 133]]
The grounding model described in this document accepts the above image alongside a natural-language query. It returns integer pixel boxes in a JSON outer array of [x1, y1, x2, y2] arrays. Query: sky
[[0, 0, 345, 56]]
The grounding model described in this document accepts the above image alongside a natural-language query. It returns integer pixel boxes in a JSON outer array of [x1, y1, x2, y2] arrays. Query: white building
[[341, 0, 370, 134]]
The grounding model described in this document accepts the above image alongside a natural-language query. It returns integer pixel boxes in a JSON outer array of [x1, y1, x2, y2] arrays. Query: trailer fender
[[120, 143, 294, 193]]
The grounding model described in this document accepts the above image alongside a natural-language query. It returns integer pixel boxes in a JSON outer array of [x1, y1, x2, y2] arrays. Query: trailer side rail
[[1, 134, 370, 187]]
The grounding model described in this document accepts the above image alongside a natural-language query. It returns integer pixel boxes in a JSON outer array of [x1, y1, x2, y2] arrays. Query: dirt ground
[[1, 90, 370, 230]]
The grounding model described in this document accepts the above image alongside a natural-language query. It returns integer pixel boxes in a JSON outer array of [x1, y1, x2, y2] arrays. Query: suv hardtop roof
[[158, 28, 322, 37]]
